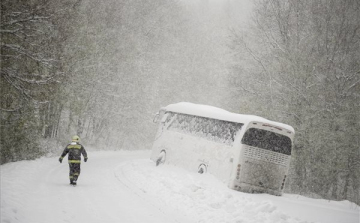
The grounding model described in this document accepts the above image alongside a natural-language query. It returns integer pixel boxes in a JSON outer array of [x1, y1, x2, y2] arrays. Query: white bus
[[150, 102, 295, 196]]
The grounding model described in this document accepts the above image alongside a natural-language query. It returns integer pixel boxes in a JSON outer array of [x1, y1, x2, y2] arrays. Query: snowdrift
[[1, 150, 359, 223]]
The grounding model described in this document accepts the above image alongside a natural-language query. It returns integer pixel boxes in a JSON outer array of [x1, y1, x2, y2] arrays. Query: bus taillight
[[281, 175, 287, 190], [236, 164, 241, 180]]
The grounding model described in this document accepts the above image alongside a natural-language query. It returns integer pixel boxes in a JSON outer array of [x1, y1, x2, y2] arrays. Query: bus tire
[[156, 150, 166, 166], [198, 164, 207, 174]]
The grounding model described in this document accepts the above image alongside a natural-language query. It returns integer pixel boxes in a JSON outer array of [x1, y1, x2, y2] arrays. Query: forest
[[1, 0, 359, 205]]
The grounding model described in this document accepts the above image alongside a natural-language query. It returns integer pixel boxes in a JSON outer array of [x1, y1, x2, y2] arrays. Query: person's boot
[[73, 181, 77, 186]]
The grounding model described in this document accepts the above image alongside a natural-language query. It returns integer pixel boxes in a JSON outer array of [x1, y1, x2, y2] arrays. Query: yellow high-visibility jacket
[[60, 142, 88, 163]]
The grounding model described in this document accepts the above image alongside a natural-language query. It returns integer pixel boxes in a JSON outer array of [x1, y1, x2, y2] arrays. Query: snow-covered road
[[1, 150, 180, 223], [1, 150, 359, 223]]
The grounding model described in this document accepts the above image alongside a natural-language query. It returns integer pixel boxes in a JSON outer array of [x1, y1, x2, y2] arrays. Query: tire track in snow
[[113, 161, 194, 223]]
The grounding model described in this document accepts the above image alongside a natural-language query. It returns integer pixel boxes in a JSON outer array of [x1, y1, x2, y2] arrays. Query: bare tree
[[229, 0, 360, 204]]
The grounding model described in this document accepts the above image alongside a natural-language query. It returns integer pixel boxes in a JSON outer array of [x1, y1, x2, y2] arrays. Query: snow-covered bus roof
[[164, 102, 295, 133]]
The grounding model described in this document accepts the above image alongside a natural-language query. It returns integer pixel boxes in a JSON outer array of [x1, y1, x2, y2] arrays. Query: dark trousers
[[69, 163, 81, 182]]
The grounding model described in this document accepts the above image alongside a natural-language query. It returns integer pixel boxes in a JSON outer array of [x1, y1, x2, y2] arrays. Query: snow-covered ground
[[1, 150, 359, 223]]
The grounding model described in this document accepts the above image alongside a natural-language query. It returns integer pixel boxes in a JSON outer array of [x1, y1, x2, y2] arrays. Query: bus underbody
[[233, 182, 283, 196]]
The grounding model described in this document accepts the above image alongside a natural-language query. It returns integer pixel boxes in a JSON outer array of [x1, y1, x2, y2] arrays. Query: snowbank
[[1, 150, 359, 223], [117, 157, 359, 223]]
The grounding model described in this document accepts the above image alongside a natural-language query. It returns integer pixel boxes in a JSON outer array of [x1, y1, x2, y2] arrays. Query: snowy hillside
[[1, 150, 359, 223]]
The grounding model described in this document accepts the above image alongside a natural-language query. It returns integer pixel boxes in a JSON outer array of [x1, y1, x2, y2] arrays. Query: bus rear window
[[241, 128, 292, 155]]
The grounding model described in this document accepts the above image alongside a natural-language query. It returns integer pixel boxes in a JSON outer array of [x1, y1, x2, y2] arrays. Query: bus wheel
[[156, 150, 166, 166], [198, 164, 207, 174]]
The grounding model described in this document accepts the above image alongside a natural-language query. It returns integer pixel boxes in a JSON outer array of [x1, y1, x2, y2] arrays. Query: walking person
[[59, 135, 88, 186]]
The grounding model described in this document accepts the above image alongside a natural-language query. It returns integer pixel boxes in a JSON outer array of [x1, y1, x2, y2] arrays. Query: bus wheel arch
[[198, 164, 207, 174], [156, 150, 166, 166]]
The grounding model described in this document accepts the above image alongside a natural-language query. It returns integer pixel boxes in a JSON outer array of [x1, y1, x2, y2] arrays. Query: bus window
[[241, 128, 292, 155], [166, 112, 243, 146]]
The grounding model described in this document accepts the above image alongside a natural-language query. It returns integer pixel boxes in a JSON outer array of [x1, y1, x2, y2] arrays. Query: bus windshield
[[165, 112, 243, 146], [241, 128, 292, 155]]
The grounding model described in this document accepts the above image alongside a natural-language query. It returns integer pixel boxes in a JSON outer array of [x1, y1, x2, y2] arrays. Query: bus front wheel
[[156, 150, 166, 166], [198, 164, 207, 174]]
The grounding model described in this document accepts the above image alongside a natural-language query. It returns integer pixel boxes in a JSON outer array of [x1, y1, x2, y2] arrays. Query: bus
[[150, 102, 295, 196]]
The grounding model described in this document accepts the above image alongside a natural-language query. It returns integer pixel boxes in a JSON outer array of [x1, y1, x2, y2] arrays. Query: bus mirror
[[153, 112, 160, 123]]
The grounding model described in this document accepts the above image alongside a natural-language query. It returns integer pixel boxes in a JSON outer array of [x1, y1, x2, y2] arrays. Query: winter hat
[[72, 135, 80, 142]]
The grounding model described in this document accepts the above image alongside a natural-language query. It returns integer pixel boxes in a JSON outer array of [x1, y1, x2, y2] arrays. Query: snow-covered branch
[[1, 44, 56, 67]]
